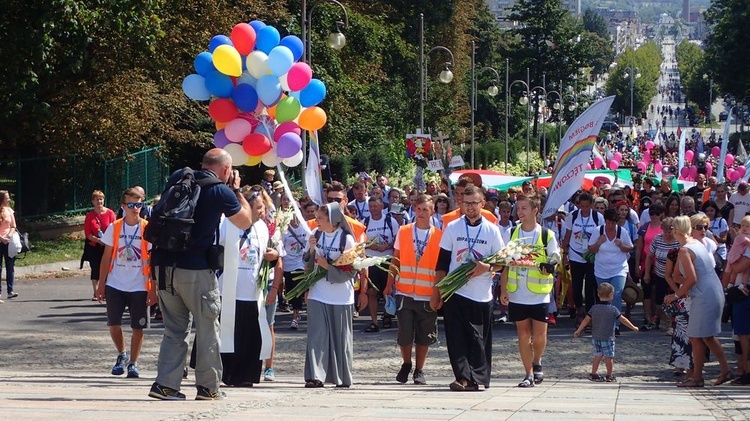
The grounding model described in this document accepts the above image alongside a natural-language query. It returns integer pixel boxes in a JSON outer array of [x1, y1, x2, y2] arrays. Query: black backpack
[[571, 209, 600, 226], [363, 215, 395, 240], [144, 167, 223, 252]]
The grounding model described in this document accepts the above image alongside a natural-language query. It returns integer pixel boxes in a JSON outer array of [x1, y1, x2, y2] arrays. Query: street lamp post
[[529, 75, 547, 162], [508, 68, 531, 174], [546, 87, 563, 158], [504, 58, 509, 173], [300, 0, 349, 176], [623, 65, 641, 122], [420, 13, 454, 134], [703, 73, 713, 124], [470, 41, 500, 169]]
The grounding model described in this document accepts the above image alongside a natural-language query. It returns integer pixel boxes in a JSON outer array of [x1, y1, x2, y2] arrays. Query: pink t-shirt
[[641, 222, 661, 262], [0, 207, 15, 238]]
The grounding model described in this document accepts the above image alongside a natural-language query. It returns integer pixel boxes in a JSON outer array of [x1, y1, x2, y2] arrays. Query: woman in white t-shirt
[[588, 209, 634, 331], [703, 201, 728, 267]]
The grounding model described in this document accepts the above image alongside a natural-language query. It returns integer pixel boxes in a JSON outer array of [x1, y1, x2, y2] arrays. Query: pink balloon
[[654, 161, 663, 173], [587, 163, 592, 170], [680, 166, 690, 178], [728, 169, 740, 182], [224, 118, 254, 143], [712, 146, 721, 158], [645, 141, 655, 150], [737, 166, 747, 178], [613, 152, 623, 162], [593, 156, 604, 169], [644, 151, 651, 162], [685, 150, 694, 162], [726, 154, 735, 166], [689, 166, 698, 178], [705, 162, 713, 176], [286, 62, 313, 92], [609, 160, 619, 170], [637, 161, 647, 172], [273, 121, 301, 142]]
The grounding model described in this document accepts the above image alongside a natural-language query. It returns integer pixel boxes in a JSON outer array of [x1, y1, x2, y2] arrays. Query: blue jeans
[[596, 275, 626, 327], [0, 242, 15, 294]]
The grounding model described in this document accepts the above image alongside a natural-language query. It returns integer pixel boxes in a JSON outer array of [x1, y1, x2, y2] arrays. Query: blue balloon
[[255, 26, 280, 55], [279, 35, 304, 62], [249, 20, 266, 34], [299, 78, 327, 107], [256, 75, 282, 107], [232, 84, 259, 112], [209, 35, 233, 53], [204, 70, 234, 98], [194, 52, 216, 76], [237, 73, 257, 87], [267, 46, 295, 76], [255, 122, 273, 138], [182, 74, 210, 101]]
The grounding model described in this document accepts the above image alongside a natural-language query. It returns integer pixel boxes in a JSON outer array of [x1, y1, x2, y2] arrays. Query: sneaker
[[148, 382, 186, 400], [413, 369, 426, 385], [127, 363, 140, 378], [290, 319, 299, 330], [264, 368, 276, 381], [111, 352, 129, 376], [7, 292, 18, 299], [183, 367, 188, 379], [494, 313, 508, 324], [396, 362, 412, 384], [547, 313, 557, 326], [195, 385, 226, 400]]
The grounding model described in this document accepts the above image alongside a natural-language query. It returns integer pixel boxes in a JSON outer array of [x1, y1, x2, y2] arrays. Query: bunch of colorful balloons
[[590, 152, 623, 171], [633, 140, 666, 175], [182, 20, 328, 167]]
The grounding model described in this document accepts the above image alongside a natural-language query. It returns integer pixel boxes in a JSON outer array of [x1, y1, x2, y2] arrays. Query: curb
[[14, 259, 87, 278]]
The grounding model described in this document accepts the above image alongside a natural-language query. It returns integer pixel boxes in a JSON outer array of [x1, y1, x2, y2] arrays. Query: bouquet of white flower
[[258, 208, 295, 294]]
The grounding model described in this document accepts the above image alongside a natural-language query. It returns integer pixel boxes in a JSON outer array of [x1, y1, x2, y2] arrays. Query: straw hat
[[622, 278, 644, 305]]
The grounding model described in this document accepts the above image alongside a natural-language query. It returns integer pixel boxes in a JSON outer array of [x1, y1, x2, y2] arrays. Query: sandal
[[605, 375, 617, 382], [676, 377, 704, 388], [533, 363, 544, 384], [304, 379, 324, 388], [714, 372, 735, 386], [382, 315, 392, 329], [449, 380, 479, 391], [363, 323, 379, 333], [518, 375, 535, 388], [589, 373, 605, 382]]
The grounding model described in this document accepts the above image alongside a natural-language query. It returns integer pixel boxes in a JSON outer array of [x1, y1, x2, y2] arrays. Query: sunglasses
[[125, 202, 144, 209], [693, 225, 708, 231], [247, 191, 261, 202], [326, 197, 343, 203]]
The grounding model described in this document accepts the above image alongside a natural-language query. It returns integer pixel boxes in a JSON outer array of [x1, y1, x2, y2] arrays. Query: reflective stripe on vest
[[396, 224, 443, 299], [109, 218, 152, 291], [506, 227, 553, 295]]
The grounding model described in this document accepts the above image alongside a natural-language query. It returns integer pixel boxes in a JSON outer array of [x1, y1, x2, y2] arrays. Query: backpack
[[363, 215, 394, 241], [571, 209, 600, 227], [511, 226, 550, 249], [144, 167, 223, 253]]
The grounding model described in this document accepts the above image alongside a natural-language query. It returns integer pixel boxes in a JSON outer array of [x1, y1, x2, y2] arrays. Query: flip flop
[[714, 372, 735, 386], [364, 323, 379, 333], [449, 380, 479, 391], [676, 377, 704, 388]]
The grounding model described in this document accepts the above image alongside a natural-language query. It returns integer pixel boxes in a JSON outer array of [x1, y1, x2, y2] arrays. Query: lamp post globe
[[487, 85, 499, 97], [439, 68, 454, 84], [327, 31, 346, 50]]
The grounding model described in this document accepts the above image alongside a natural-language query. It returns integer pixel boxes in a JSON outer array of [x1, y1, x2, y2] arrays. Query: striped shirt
[[648, 233, 680, 278]]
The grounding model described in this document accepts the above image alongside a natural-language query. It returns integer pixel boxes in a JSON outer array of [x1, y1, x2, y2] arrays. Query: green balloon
[[275, 96, 301, 123]]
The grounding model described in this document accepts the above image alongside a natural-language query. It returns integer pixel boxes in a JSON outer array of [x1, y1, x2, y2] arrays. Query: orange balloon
[[215, 121, 229, 130], [267, 103, 277, 119], [299, 107, 327, 131]]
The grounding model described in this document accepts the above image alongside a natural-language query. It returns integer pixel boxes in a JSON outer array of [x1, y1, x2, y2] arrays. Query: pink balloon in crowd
[[587, 163, 592, 170], [728, 169, 740, 182], [685, 150, 694, 162], [705, 162, 713, 176], [680, 166, 690, 178], [712, 146, 721, 158], [726, 154, 735, 166], [644, 150, 651, 162], [645, 141, 654, 150], [737, 166, 747, 178], [593, 156, 604, 169], [637, 161, 647, 172], [654, 161, 663, 173], [613, 152, 623, 162], [689, 166, 698, 178], [609, 160, 619, 170]]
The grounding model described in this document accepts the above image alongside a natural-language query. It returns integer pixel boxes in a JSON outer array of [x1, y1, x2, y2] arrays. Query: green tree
[[605, 43, 661, 120], [703, 0, 750, 102], [583, 8, 608, 40]]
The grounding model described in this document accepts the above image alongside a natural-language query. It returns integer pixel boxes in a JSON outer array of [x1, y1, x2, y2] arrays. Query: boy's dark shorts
[[105, 286, 148, 329]]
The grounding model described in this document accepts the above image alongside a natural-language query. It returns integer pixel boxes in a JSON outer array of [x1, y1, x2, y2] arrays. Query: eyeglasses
[[125, 202, 144, 209], [463, 201, 482, 207], [326, 197, 343, 203], [693, 225, 708, 231]]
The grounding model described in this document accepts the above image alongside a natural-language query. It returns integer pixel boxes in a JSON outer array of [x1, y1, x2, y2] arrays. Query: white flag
[[717, 107, 734, 184]]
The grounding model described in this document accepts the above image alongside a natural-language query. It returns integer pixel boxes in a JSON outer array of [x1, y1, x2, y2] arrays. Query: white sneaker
[[264, 368, 276, 381]]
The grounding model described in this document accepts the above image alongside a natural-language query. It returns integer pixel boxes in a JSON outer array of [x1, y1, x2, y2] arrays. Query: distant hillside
[[581, 0, 710, 23]]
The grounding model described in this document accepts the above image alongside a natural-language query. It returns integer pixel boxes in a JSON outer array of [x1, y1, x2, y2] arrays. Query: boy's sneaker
[[396, 362, 412, 384], [290, 319, 299, 330], [148, 382, 186, 400], [111, 352, 129, 376], [264, 368, 276, 381], [7, 292, 18, 299], [127, 363, 139, 378], [195, 385, 226, 401], [413, 369, 427, 385]]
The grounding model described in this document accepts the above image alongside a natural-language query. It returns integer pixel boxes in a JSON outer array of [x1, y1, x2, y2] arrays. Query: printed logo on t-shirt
[[455, 247, 484, 263], [116, 233, 143, 263], [240, 233, 259, 269]]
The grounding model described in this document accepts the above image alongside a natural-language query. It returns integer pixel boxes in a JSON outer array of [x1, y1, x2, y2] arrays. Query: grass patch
[[14, 238, 82, 267]]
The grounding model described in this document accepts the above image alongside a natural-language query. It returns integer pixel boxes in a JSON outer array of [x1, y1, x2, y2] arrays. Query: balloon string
[[276, 164, 313, 235]]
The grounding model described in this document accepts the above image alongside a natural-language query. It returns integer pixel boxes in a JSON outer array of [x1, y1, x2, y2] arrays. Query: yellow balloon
[[246, 154, 263, 166], [298, 106, 327, 131], [213, 45, 242, 77]]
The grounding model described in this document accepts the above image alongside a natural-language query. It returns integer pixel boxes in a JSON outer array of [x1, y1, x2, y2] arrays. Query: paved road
[[1, 275, 748, 420]]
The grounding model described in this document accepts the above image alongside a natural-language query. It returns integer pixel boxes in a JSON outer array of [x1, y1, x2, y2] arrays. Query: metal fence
[[0, 147, 170, 219]]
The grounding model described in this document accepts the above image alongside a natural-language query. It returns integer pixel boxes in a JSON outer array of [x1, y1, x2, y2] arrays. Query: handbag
[[662, 299, 685, 317], [8, 231, 30, 258], [726, 285, 749, 304]]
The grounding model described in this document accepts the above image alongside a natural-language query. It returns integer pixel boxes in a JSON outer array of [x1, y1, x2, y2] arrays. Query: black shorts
[[395, 295, 438, 346], [105, 285, 148, 329], [367, 260, 390, 296], [508, 302, 549, 323]]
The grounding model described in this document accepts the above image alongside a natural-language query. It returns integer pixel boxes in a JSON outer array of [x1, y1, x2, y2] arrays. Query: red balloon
[[208, 98, 238, 123], [242, 133, 272, 156], [231, 23, 256, 55]]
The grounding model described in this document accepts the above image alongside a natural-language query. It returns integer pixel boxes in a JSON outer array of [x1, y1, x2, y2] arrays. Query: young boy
[[96, 188, 156, 378], [574, 282, 639, 382]]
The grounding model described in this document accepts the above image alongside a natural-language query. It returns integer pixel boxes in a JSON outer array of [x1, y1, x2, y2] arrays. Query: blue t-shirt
[[153, 169, 242, 270]]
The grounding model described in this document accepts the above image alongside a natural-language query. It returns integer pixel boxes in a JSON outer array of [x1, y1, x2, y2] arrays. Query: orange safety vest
[[395, 224, 443, 299], [109, 218, 152, 291], [441, 208, 498, 227], [308, 216, 367, 242]]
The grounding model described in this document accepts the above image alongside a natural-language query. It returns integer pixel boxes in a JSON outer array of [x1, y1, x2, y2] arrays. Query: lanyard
[[355, 200, 366, 218], [580, 214, 591, 238], [321, 231, 340, 261], [241, 225, 255, 251], [123, 222, 140, 249], [414, 225, 431, 260], [463, 217, 483, 258]]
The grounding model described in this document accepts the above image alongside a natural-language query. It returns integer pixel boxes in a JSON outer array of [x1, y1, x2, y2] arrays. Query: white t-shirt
[[364, 215, 398, 257], [729, 192, 750, 224], [282, 223, 308, 272], [709, 217, 728, 259], [628, 209, 640, 226], [219, 219, 268, 301], [348, 198, 370, 221], [498, 220, 515, 245], [307, 227, 356, 306], [101, 221, 151, 292], [588, 226, 633, 279], [640, 208, 651, 226], [508, 225, 560, 305], [564, 211, 604, 263], [439, 217, 504, 302], [393, 224, 433, 301]]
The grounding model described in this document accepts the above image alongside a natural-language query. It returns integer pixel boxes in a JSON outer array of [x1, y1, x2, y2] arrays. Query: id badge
[[126, 248, 133, 260], [462, 252, 473, 264], [581, 230, 589, 250]]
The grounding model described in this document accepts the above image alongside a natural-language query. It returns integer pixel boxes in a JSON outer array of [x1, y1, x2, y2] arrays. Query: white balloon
[[282, 150, 304, 167], [224, 118, 253, 143], [246, 51, 270, 79], [261, 145, 283, 167], [279, 73, 291, 92], [224, 143, 249, 167]]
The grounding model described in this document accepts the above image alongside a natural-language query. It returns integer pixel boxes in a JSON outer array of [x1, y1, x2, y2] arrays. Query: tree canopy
[[703, 0, 750, 103]]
